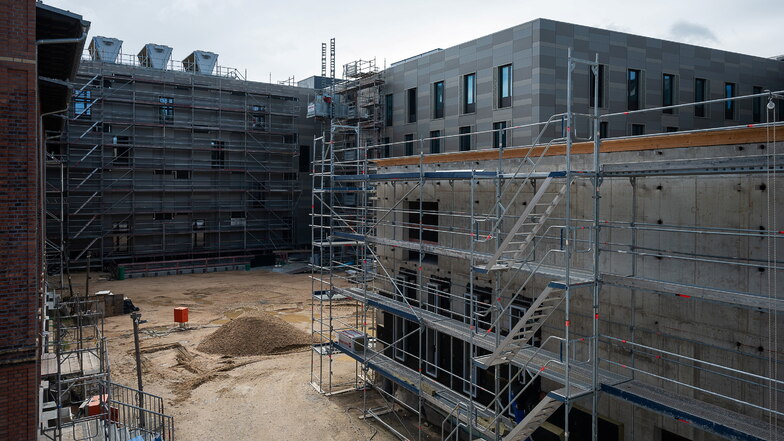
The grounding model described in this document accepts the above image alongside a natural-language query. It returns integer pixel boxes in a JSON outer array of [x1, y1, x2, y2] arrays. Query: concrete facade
[[370, 134, 784, 440]]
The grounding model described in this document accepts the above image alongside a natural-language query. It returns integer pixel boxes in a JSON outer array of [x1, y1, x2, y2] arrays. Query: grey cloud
[[670, 20, 718, 44]]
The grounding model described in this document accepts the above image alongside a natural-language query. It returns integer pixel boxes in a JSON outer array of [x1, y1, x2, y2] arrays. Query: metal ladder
[[477, 176, 568, 272], [502, 388, 566, 441], [474, 282, 566, 369]]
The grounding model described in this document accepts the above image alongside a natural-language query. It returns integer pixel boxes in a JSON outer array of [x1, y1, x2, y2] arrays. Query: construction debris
[[197, 313, 310, 356]]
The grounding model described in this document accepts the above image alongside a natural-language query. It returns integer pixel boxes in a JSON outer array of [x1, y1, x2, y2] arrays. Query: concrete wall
[[380, 18, 784, 157], [372, 139, 784, 440]]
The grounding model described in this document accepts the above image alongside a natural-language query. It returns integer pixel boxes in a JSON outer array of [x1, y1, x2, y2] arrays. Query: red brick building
[[0, 1, 87, 438]]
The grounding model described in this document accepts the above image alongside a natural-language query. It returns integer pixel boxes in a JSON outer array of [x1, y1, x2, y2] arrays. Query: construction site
[[0, 2, 782, 441]]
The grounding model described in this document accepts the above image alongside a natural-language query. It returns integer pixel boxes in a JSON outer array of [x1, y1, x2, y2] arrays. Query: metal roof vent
[[183, 51, 218, 75], [88, 36, 122, 63], [138, 43, 172, 69]]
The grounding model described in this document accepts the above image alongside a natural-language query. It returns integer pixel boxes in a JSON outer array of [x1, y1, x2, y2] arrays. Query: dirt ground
[[71, 269, 415, 441]]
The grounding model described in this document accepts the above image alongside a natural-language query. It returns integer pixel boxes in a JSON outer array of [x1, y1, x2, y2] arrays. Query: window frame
[[158, 96, 174, 124], [627, 69, 641, 111], [589, 64, 606, 108], [429, 130, 441, 154], [459, 126, 472, 151], [463, 73, 476, 114], [407, 88, 417, 123], [385, 94, 394, 126], [433, 81, 445, 119], [694, 78, 707, 118], [752, 86, 763, 123], [492, 121, 508, 149], [498, 64, 512, 108], [662, 73, 675, 114], [725, 82, 736, 120], [404, 134, 415, 156]]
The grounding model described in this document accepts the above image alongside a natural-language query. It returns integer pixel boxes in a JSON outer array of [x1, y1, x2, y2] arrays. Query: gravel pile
[[197, 313, 310, 356]]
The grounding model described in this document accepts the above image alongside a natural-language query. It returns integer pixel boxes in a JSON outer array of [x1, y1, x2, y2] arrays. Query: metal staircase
[[476, 176, 568, 272], [474, 282, 566, 369], [502, 389, 566, 441]]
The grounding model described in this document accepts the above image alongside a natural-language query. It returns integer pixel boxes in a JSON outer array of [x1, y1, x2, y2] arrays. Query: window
[[383, 137, 390, 158], [154, 213, 174, 221], [665, 126, 678, 133], [158, 96, 174, 123], [498, 64, 512, 108], [385, 94, 393, 126], [407, 88, 417, 123], [211, 140, 225, 169], [725, 82, 736, 120], [492, 122, 507, 149], [408, 201, 438, 243], [459, 126, 471, 151], [463, 73, 476, 113], [694, 78, 707, 117], [631, 124, 645, 136], [753, 86, 763, 123], [192, 220, 205, 248], [112, 222, 128, 253], [589, 65, 606, 108], [429, 130, 441, 154], [113, 145, 131, 165], [662, 73, 675, 113], [599, 121, 608, 139], [74, 90, 92, 118], [405, 134, 414, 156], [230, 211, 246, 227], [174, 170, 190, 179], [433, 81, 444, 119], [627, 69, 641, 111], [292, 145, 307, 173]]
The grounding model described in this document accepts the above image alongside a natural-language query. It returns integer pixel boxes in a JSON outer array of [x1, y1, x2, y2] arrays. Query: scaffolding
[[48, 49, 307, 272], [310, 52, 784, 441], [39, 279, 175, 441]]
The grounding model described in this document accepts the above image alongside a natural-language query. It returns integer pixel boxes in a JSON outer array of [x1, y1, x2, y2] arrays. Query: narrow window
[[299, 145, 310, 172], [230, 211, 246, 226], [385, 94, 393, 126], [74, 90, 92, 118], [429, 130, 441, 154], [662, 73, 675, 113], [459, 126, 471, 151], [725, 82, 736, 120], [433, 81, 444, 119], [665, 126, 678, 132], [174, 170, 190, 179], [154, 213, 174, 221], [405, 134, 414, 156], [694, 78, 707, 117], [627, 69, 641, 111], [498, 64, 512, 108], [589, 65, 605, 108], [631, 124, 645, 136], [753, 86, 763, 123], [159, 96, 174, 123], [211, 140, 225, 169], [407, 88, 417, 123], [463, 73, 476, 113], [599, 121, 608, 139], [113, 222, 128, 253], [112, 136, 131, 166], [251, 104, 266, 129], [492, 121, 507, 148], [383, 137, 390, 158], [408, 201, 439, 243]]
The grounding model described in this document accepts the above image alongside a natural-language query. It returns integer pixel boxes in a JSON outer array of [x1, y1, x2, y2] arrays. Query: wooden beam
[[373, 126, 775, 167]]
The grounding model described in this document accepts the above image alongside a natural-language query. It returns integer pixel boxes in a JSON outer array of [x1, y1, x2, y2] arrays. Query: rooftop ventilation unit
[[88, 36, 122, 63], [183, 51, 218, 75], [138, 44, 172, 70]]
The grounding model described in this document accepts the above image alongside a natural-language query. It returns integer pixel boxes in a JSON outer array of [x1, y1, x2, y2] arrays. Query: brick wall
[[0, 0, 41, 439]]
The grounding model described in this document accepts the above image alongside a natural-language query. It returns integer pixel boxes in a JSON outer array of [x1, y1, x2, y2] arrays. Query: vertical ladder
[[474, 282, 566, 369]]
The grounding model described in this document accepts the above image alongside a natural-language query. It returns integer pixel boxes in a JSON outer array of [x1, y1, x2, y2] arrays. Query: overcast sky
[[46, 0, 783, 83]]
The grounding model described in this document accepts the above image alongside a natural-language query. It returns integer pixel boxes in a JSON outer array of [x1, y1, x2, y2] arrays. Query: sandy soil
[[70, 269, 404, 441]]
